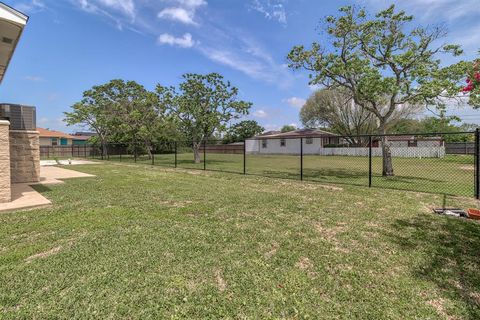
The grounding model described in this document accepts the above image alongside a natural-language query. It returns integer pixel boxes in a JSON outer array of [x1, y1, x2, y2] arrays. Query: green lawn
[[101, 152, 475, 197], [1, 163, 479, 318]]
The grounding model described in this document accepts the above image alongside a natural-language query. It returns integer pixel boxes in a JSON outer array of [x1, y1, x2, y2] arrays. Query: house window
[[280, 139, 286, 147], [262, 140, 267, 148], [305, 137, 313, 144], [51, 138, 58, 146], [408, 140, 417, 147]]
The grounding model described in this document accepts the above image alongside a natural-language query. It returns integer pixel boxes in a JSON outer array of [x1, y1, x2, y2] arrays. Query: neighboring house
[[246, 129, 445, 158], [71, 131, 96, 145], [373, 135, 444, 148], [247, 128, 339, 154], [38, 127, 75, 146]]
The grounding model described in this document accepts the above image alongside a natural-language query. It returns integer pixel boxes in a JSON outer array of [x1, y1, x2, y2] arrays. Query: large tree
[[301, 88, 376, 145], [287, 5, 464, 176], [104, 80, 163, 159], [281, 124, 296, 133], [224, 120, 264, 144], [64, 84, 117, 157], [156, 73, 252, 163]]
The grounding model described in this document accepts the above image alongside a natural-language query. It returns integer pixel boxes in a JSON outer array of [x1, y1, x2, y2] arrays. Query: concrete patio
[[0, 166, 95, 213]]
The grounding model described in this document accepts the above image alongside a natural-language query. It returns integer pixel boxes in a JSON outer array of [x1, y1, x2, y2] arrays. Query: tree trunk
[[145, 141, 152, 160], [101, 139, 108, 160], [193, 142, 201, 164], [378, 124, 394, 176]]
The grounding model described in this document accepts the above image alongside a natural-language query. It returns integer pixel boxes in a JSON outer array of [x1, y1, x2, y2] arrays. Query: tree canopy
[[287, 5, 466, 176], [156, 73, 252, 163], [281, 125, 296, 133], [224, 120, 264, 144]]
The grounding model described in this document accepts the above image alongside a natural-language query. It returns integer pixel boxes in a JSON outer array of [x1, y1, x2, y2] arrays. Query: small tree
[[224, 120, 264, 144], [156, 73, 252, 163], [281, 124, 296, 133], [64, 85, 116, 158], [288, 5, 464, 176]]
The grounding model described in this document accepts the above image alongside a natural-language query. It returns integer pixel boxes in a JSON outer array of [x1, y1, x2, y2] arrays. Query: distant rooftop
[[255, 128, 336, 139], [73, 131, 96, 136], [37, 127, 75, 139]]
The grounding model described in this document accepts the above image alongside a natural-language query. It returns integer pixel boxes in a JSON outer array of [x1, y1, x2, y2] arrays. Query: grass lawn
[[103, 152, 475, 197], [1, 163, 480, 318]]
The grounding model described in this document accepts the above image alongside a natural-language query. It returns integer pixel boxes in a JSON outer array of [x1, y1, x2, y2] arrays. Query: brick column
[[9, 130, 40, 183], [0, 120, 11, 203]]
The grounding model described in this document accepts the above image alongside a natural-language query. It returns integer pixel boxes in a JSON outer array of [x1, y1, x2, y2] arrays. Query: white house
[[246, 129, 445, 158], [246, 129, 339, 155]]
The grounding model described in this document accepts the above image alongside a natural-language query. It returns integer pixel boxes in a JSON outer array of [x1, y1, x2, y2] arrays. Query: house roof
[[255, 128, 337, 139], [72, 135, 91, 141], [0, 2, 28, 84], [382, 135, 443, 141], [73, 131, 96, 136], [37, 127, 75, 139]]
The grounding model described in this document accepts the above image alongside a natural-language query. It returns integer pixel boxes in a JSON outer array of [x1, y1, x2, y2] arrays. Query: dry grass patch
[[214, 269, 227, 292], [25, 246, 62, 263]]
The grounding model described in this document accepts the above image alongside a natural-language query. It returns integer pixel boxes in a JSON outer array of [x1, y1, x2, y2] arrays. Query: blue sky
[[1, 0, 479, 133]]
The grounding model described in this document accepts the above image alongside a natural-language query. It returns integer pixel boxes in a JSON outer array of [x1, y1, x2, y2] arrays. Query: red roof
[[37, 127, 75, 139]]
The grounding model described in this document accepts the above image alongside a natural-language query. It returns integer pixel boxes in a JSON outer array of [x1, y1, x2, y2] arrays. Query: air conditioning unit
[[0, 104, 36, 130]]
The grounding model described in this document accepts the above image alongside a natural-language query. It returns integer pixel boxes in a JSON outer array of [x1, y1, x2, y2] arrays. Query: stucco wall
[[9, 130, 40, 183], [246, 138, 324, 155], [0, 120, 11, 203]]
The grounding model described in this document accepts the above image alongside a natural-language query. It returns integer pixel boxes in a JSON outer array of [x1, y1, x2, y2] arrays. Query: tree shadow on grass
[[384, 212, 480, 319]]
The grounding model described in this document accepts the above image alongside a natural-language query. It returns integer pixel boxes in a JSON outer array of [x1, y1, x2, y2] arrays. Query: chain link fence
[[40, 131, 480, 198]]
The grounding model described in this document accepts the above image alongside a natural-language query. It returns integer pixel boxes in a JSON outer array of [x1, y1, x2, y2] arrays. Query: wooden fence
[[445, 142, 475, 155], [40, 145, 94, 158], [204, 144, 244, 154]]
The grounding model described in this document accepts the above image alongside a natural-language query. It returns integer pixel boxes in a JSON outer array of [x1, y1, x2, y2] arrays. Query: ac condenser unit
[[0, 104, 36, 130]]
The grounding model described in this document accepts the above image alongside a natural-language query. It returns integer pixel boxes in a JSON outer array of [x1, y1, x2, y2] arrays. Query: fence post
[[203, 142, 206, 170], [243, 140, 246, 175], [300, 137, 303, 181], [152, 147, 155, 166], [475, 129, 480, 199], [134, 145, 137, 163], [369, 136, 372, 188], [174, 141, 177, 168]]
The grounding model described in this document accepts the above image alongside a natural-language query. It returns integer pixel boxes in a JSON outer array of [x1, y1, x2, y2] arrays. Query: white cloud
[[283, 97, 306, 108], [24, 75, 45, 82], [74, 0, 137, 30], [98, 0, 135, 17], [158, 33, 195, 48], [158, 8, 196, 25], [252, 109, 268, 118], [158, 0, 206, 25], [14, 0, 45, 13], [250, 0, 287, 25], [197, 36, 293, 88]]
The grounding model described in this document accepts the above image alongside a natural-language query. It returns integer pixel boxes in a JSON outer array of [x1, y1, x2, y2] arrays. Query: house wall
[[39, 137, 52, 145], [39, 137, 73, 146], [9, 130, 40, 183], [246, 138, 326, 155], [246, 138, 445, 158], [0, 120, 11, 203], [387, 140, 442, 147]]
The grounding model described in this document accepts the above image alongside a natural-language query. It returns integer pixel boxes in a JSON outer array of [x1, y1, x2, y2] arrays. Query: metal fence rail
[[40, 130, 480, 198]]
